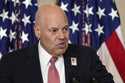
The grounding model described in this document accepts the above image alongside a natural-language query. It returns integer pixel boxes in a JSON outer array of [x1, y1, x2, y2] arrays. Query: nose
[[58, 31, 65, 39]]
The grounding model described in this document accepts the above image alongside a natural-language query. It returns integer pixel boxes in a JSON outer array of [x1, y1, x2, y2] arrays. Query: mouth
[[56, 42, 67, 49]]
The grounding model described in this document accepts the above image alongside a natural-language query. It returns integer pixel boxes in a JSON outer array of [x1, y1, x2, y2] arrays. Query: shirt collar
[[38, 42, 52, 67]]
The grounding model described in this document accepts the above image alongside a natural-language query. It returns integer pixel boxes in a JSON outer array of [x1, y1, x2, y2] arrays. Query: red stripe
[[106, 31, 125, 82]]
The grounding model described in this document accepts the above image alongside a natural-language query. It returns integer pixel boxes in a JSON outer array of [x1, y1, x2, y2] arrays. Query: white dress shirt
[[38, 42, 66, 83]]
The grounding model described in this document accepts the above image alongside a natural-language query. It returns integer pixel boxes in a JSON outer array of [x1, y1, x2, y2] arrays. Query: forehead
[[41, 12, 68, 28], [36, 5, 68, 29]]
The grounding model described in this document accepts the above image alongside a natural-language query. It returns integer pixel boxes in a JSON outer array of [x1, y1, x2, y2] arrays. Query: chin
[[56, 49, 67, 56]]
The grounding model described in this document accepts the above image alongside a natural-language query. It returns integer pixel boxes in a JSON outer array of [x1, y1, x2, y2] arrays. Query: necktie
[[48, 57, 60, 83]]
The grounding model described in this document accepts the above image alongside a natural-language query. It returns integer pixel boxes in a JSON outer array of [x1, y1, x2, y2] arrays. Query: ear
[[34, 25, 40, 39]]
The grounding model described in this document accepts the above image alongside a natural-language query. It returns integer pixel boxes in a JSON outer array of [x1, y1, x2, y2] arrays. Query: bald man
[[0, 5, 114, 83]]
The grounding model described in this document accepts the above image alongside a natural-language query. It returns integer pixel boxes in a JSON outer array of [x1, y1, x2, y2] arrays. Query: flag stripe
[[98, 42, 124, 83], [106, 30, 125, 83], [116, 26, 125, 48]]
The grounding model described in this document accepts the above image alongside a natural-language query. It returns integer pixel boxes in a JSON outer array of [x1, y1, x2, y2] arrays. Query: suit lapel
[[27, 44, 43, 83], [63, 46, 80, 83], [28, 44, 80, 83], [64, 53, 71, 83]]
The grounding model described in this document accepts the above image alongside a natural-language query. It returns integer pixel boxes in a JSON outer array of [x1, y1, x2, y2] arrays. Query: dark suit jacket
[[0, 44, 114, 83]]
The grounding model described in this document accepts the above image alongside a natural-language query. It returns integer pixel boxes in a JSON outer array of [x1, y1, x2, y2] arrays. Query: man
[[0, 5, 114, 83]]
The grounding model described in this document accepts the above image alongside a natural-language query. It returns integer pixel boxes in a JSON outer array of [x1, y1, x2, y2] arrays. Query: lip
[[56, 42, 67, 49]]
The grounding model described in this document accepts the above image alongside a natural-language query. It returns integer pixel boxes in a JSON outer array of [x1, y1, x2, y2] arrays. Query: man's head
[[34, 5, 69, 57]]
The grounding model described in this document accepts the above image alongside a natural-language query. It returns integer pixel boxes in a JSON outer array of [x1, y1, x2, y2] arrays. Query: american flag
[[0, 0, 125, 83], [0, 0, 38, 55], [58, 0, 125, 83]]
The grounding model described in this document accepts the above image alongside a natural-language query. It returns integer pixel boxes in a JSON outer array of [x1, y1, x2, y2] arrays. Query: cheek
[[40, 34, 55, 46], [66, 34, 69, 40]]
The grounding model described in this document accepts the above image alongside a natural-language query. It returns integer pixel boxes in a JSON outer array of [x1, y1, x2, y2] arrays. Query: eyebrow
[[63, 25, 68, 28], [50, 25, 68, 29]]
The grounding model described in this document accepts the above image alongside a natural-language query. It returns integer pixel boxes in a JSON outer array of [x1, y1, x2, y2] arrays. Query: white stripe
[[0, 52, 2, 60], [115, 26, 125, 48], [97, 42, 123, 83]]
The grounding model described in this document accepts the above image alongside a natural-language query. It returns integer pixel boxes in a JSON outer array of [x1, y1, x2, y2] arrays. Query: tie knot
[[50, 57, 57, 64]]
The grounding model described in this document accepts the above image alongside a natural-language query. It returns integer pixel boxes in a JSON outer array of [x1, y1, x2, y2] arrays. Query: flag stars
[[12, 0, 20, 4], [12, 0, 20, 7], [0, 27, 7, 39], [10, 12, 18, 24], [60, 2, 68, 12], [69, 21, 79, 33], [109, 8, 118, 20], [97, 7, 105, 19], [82, 23, 92, 34], [0, 10, 9, 21], [95, 24, 104, 36], [21, 31, 29, 43], [22, 14, 31, 27], [84, 5, 94, 17], [68, 40, 72, 44], [34, 3, 38, 7], [72, 4, 80, 16], [22, 0, 32, 9], [5, 0, 8, 4], [9, 30, 16, 41]]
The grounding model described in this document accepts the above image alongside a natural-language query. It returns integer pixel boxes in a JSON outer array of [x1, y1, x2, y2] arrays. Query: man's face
[[35, 10, 69, 56]]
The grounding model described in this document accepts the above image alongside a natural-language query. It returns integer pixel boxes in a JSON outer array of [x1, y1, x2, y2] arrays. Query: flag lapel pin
[[71, 57, 77, 66]]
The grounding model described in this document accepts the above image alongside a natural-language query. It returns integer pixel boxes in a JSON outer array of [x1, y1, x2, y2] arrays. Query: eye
[[63, 26, 69, 32], [52, 28, 58, 32], [64, 27, 68, 31], [48, 28, 58, 33]]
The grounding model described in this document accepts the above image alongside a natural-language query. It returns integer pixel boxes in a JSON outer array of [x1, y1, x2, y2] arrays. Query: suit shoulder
[[0, 44, 37, 63], [65, 44, 98, 61], [68, 44, 96, 53]]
